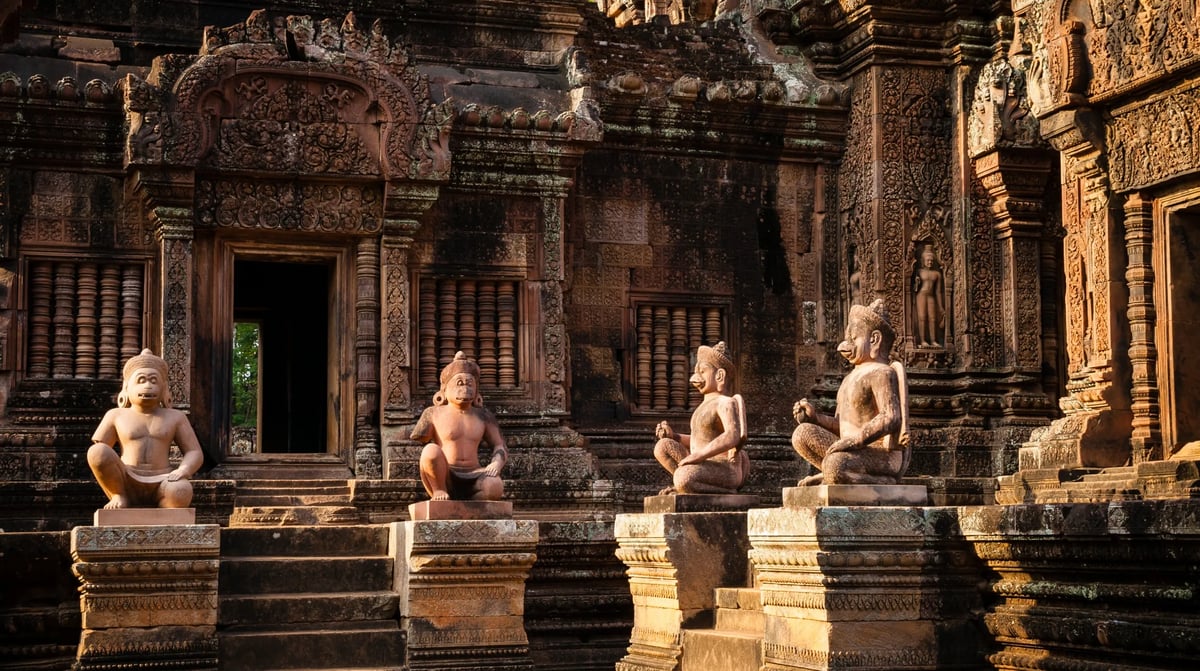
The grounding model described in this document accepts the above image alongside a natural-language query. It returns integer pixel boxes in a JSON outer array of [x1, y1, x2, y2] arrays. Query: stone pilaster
[[390, 518, 538, 671], [71, 524, 220, 671], [152, 207, 195, 412], [354, 235, 382, 479], [613, 511, 752, 671], [748, 501, 981, 671], [1122, 193, 1161, 464]]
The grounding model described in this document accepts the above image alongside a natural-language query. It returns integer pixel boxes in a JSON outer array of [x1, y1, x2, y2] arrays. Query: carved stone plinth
[[783, 484, 927, 507], [408, 499, 513, 520], [642, 493, 759, 513], [748, 506, 981, 671], [390, 518, 539, 671], [961, 501, 1200, 670], [614, 511, 752, 671], [70, 524, 220, 670], [94, 507, 196, 526]]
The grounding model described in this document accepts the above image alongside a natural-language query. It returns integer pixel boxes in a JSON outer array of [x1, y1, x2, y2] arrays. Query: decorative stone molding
[[391, 518, 539, 671], [614, 510, 751, 671], [71, 524, 220, 671], [748, 503, 982, 671]]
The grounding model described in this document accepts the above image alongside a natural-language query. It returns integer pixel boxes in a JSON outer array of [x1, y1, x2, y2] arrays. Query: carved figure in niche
[[653, 341, 750, 494], [912, 245, 945, 347], [792, 300, 910, 485], [848, 245, 863, 307], [411, 351, 508, 501], [87, 349, 204, 509]]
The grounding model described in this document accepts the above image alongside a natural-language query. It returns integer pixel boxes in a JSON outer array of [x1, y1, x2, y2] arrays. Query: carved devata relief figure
[[903, 203, 950, 352]]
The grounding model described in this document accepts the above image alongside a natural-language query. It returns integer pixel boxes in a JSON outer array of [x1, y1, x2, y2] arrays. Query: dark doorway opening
[[233, 259, 331, 454], [1165, 206, 1200, 452]]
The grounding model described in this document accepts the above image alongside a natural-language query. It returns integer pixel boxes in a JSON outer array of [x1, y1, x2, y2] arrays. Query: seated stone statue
[[87, 349, 204, 509], [653, 341, 750, 494], [411, 351, 508, 501], [792, 299, 910, 485]]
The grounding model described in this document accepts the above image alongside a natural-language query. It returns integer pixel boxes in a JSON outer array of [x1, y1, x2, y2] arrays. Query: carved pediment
[[124, 10, 454, 182]]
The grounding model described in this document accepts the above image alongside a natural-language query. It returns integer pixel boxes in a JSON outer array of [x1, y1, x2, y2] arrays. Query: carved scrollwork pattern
[[142, 13, 444, 181], [196, 179, 382, 233], [1108, 83, 1200, 192]]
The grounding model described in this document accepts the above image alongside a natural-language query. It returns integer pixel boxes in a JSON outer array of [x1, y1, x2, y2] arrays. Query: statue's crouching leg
[[470, 475, 504, 501], [87, 443, 127, 507], [158, 478, 194, 508], [822, 449, 904, 485], [792, 423, 835, 484], [419, 443, 450, 500], [673, 460, 743, 494]]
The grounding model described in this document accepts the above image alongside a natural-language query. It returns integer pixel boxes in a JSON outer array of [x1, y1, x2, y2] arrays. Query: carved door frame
[[1151, 184, 1200, 456], [203, 236, 356, 469]]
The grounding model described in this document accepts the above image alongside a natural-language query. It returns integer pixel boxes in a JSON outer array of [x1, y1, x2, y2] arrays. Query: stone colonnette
[[390, 516, 539, 671], [70, 523, 220, 671], [614, 500, 753, 671], [748, 492, 980, 670]]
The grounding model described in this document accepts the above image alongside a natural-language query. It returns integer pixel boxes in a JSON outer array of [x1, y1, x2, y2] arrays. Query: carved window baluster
[[477, 281, 497, 387], [630, 302, 728, 413], [119, 265, 142, 362], [418, 278, 438, 388], [636, 305, 652, 409], [651, 307, 670, 409], [687, 308, 704, 408], [459, 280, 477, 361], [26, 260, 144, 380], [52, 262, 76, 378], [28, 261, 52, 377], [98, 265, 121, 378], [417, 277, 521, 393], [669, 307, 688, 410], [437, 279, 458, 372], [497, 281, 517, 388], [75, 263, 98, 378]]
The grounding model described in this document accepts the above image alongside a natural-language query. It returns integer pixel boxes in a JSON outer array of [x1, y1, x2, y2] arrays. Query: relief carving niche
[[122, 10, 453, 475]]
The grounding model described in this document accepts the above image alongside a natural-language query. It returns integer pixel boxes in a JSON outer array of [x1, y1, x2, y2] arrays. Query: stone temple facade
[[1, 1, 1198, 670]]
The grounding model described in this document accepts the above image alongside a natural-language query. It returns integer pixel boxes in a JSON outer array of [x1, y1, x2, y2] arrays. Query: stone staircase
[[679, 587, 764, 671], [229, 479, 364, 525], [218, 524, 403, 670]]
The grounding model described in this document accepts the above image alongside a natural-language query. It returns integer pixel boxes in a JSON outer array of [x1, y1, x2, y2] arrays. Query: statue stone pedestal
[[614, 506, 754, 671], [71, 522, 220, 671], [748, 489, 979, 671], [390, 516, 538, 671]]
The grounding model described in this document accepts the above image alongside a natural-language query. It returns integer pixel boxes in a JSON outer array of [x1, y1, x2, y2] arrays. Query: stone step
[[220, 591, 399, 625], [220, 621, 403, 671], [230, 505, 364, 526], [222, 525, 390, 557], [235, 494, 353, 507], [713, 587, 763, 634], [715, 605, 764, 634], [679, 629, 763, 671], [220, 557, 393, 594]]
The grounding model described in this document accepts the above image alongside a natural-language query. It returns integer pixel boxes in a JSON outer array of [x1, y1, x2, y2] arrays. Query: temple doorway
[[1159, 200, 1200, 454], [232, 259, 331, 455]]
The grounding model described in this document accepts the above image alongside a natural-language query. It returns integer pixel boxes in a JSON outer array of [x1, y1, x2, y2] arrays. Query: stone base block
[[783, 484, 927, 507], [392, 518, 538, 671], [94, 507, 196, 525], [76, 625, 217, 671], [643, 493, 761, 513], [408, 499, 513, 520]]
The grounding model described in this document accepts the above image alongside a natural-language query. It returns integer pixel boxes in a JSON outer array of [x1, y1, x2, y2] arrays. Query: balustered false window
[[630, 301, 728, 414], [417, 277, 521, 391], [26, 259, 145, 379]]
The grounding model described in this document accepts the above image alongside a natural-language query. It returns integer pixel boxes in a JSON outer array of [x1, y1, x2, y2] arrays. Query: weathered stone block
[[615, 511, 752, 671], [391, 519, 539, 670]]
